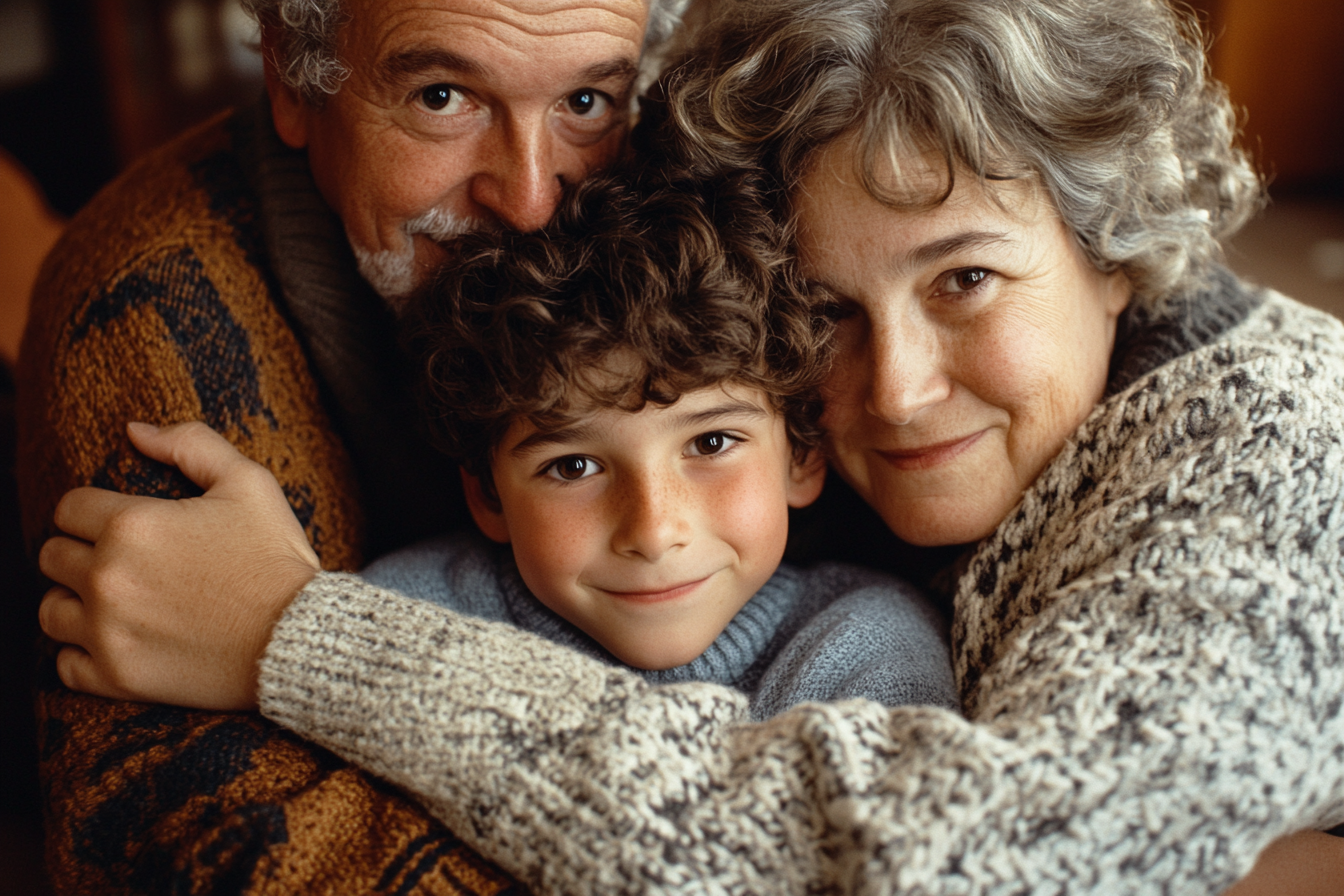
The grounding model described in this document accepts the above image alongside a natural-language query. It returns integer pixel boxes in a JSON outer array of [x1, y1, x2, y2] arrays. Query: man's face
[[464, 385, 826, 671], [270, 0, 648, 299]]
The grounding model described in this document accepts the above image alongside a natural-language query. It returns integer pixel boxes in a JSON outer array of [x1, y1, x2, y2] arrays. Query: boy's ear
[[786, 450, 826, 509], [461, 468, 511, 544], [261, 28, 310, 150]]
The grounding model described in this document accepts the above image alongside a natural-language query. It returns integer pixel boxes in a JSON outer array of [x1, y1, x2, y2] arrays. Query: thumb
[[127, 421, 252, 493]]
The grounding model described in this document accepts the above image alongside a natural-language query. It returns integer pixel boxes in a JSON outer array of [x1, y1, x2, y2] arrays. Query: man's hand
[[37, 421, 321, 710]]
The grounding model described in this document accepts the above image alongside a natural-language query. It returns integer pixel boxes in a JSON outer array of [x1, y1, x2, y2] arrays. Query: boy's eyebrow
[[509, 424, 596, 458], [674, 400, 772, 428], [508, 399, 772, 458]]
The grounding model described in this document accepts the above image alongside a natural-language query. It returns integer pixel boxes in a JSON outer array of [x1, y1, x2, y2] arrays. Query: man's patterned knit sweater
[[16, 103, 517, 895], [258, 282, 1344, 894]]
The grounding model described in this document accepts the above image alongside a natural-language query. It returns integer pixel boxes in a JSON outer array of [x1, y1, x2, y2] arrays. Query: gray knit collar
[[1106, 266, 1263, 397], [230, 98, 470, 558], [491, 544, 805, 687]]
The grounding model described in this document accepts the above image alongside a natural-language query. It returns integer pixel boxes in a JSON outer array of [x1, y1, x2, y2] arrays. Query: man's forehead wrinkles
[[364, 1, 646, 45]]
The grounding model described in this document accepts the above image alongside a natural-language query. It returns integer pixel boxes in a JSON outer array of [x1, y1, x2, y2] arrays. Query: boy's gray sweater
[[361, 533, 959, 720]]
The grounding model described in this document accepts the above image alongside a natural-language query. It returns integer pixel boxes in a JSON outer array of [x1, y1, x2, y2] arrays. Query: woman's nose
[[866, 314, 952, 425], [610, 475, 692, 562], [469, 126, 564, 233]]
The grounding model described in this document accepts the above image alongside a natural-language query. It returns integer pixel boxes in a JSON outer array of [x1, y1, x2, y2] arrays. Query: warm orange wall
[[1210, 0, 1344, 187]]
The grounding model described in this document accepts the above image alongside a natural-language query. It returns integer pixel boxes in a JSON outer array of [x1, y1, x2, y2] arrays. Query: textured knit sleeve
[[16, 119, 513, 896], [259, 296, 1344, 895]]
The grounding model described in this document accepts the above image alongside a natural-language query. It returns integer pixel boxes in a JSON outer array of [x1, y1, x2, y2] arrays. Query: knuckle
[[85, 558, 133, 604], [37, 537, 59, 575], [103, 502, 154, 544]]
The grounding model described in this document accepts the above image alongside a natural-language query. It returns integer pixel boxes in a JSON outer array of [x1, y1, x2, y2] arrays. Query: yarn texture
[[260, 288, 1344, 895], [16, 104, 509, 895]]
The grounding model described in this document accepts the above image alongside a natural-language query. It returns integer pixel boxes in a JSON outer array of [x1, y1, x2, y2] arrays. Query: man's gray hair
[[244, 0, 693, 103], [658, 0, 1263, 307]]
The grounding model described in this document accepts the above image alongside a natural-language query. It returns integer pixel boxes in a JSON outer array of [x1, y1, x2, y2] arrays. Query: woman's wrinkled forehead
[[793, 133, 1047, 233]]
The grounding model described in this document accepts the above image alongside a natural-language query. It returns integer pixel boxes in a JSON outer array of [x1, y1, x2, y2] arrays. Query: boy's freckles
[[465, 385, 824, 670]]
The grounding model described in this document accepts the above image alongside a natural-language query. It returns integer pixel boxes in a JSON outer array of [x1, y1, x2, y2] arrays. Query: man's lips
[[599, 575, 712, 604], [876, 430, 986, 471]]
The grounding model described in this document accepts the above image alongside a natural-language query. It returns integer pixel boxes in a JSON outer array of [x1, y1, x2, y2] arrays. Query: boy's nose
[[610, 475, 692, 562]]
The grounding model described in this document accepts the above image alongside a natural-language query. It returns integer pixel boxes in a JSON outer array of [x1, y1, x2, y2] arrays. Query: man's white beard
[[351, 207, 487, 305]]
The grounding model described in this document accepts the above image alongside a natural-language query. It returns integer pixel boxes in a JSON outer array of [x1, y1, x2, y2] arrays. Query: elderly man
[[15, 0, 686, 891]]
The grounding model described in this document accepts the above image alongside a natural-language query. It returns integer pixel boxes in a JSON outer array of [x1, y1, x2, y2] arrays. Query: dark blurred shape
[[1189, 0, 1344, 196], [0, 0, 264, 218], [0, 0, 118, 216], [0, 357, 50, 894], [96, 0, 265, 164]]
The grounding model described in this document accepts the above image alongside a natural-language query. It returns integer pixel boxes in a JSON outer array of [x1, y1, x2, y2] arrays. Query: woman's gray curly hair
[[658, 0, 1263, 307], [244, 0, 693, 103]]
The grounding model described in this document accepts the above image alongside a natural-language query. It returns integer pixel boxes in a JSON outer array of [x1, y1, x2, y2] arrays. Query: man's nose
[[866, 311, 952, 425], [610, 473, 691, 563], [470, 124, 564, 232]]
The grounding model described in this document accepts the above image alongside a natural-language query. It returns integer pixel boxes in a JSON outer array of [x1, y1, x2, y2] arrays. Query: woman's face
[[796, 140, 1131, 546]]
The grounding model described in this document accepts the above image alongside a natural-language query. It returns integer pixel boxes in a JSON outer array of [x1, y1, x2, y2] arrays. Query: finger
[[38, 585, 88, 645], [127, 420, 251, 493], [52, 486, 142, 543], [54, 644, 121, 699], [38, 534, 96, 594]]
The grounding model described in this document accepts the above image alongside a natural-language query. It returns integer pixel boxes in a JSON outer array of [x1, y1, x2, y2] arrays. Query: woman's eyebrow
[[904, 231, 1012, 270]]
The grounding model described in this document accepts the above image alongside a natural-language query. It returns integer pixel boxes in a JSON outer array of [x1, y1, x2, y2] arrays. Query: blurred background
[[0, 0, 1341, 893]]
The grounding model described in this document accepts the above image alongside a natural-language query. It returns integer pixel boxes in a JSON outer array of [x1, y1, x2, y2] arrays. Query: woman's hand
[[37, 421, 320, 710]]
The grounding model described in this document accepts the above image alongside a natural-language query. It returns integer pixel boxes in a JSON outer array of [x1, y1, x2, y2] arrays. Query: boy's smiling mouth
[[598, 575, 715, 603]]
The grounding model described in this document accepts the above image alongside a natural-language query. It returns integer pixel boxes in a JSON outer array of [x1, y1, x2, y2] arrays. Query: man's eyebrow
[[378, 48, 488, 85], [904, 231, 1012, 271], [576, 58, 640, 85], [377, 51, 637, 91]]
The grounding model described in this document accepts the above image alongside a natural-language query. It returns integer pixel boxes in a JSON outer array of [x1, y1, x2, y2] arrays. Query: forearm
[[261, 569, 1344, 895]]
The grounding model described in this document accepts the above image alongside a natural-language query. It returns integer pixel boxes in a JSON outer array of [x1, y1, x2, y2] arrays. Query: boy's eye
[[687, 432, 738, 457], [545, 456, 600, 481]]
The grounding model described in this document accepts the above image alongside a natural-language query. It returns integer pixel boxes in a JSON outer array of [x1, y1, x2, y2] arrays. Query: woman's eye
[[419, 84, 468, 116], [545, 456, 599, 481], [942, 267, 993, 294], [687, 432, 738, 457], [565, 89, 611, 119]]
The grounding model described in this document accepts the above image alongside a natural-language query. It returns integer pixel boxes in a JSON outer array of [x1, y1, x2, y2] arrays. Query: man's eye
[[687, 432, 738, 457], [545, 456, 600, 481], [565, 89, 611, 118], [419, 84, 468, 116]]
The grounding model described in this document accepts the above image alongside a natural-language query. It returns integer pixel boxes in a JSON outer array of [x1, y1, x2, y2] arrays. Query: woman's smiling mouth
[[877, 430, 987, 471]]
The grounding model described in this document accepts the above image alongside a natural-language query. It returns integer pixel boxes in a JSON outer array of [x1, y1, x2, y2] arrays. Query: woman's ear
[[786, 450, 827, 509], [461, 468, 511, 544], [260, 28, 310, 150]]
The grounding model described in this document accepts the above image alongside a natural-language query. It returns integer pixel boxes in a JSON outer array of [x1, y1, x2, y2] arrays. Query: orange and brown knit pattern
[[15, 111, 522, 895]]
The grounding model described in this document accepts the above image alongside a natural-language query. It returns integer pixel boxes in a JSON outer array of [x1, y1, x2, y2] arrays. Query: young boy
[[364, 167, 957, 720]]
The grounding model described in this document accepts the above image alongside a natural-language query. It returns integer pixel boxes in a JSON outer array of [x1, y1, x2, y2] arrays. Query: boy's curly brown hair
[[403, 165, 836, 481]]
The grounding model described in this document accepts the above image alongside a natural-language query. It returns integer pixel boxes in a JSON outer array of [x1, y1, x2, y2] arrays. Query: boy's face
[[464, 384, 826, 670]]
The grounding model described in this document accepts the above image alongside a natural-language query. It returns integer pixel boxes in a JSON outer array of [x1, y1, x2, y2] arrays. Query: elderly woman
[[38, 0, 1344, 892]]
